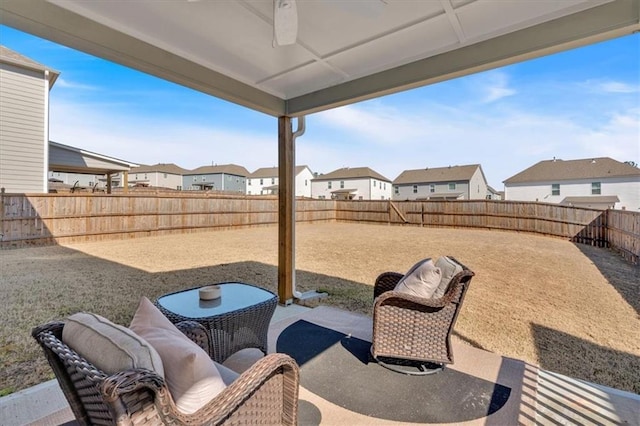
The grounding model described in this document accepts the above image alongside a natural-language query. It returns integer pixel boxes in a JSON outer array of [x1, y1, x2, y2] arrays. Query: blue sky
[[1, 25, 638, 189]]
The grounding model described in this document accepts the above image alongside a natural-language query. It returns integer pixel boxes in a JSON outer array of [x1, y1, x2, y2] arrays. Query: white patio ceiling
[[1, 0, 638, 117]]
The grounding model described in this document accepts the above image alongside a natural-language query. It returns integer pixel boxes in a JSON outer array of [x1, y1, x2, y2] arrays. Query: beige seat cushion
[[394, 258, 442, 299], [433, 256, 464, 299], [62, 312, 163, 377], [130, 297, 226, 414]]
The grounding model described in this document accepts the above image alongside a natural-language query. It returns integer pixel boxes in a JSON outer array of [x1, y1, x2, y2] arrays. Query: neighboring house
[[311, 167, 392, 200], [393, 164, 488, 201], [503, 157, 640, 210], [0, 45, 59, 193], [129, 163, 187, 190], [183, 164, 249, 193], [487, 185, 503, 200], [247, 165, 314, 197]]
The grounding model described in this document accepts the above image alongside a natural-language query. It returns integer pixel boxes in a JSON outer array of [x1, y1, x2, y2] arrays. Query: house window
[[429, 184, 435, 193], [305, 179, 308, 186], [248, 180, 251, 185], [319, 195, 325, 199], [591, 182, 601, 195], [248, 191, 251, 195], [260, 178, 263, 185], [144, 174, 147, 179], [202, 176, 206, 181], [551, 183, 560, 196], [373, 180, 376, 187], [394, 186, 399, 194], [193, 176, 197, 181], [383, 183, 386, 189], [328, 182, 332, 189], [177, 186, 182, 190], [448, 183, 456, 190], [271, 178, 275, 184], [340, 181, 344, 189], [413, 185, 417, 193], [135, 174, 139, 180], [164, 173, 167, 178]]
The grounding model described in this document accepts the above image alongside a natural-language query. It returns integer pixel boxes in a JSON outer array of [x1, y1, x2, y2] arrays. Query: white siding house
[[311, 167, 392, 200], [0, 46, 59, 193], [129, 163, 187, 190], [247, 165, 314, 197], [503, 157, 640, 211], [393, 164, 488, 201]]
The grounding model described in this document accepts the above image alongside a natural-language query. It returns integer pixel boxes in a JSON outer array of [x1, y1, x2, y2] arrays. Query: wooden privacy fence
[[1, 194, 638, 263], [0, 193, 335, 246], [606, 209, 640, 264]]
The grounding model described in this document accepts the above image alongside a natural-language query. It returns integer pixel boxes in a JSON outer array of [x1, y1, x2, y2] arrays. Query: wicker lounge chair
[[32, 320, 299, 425], [371, 256, 475, 375]]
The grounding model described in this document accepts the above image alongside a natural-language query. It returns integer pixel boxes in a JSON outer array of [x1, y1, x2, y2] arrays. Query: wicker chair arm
[[175, 320, 210, 353], [373, 272, 404, 298], [101, 368, 165, 402], [375, 289, 450, 309], [199, 353, 299, 424], [32, 321, 65, 339]]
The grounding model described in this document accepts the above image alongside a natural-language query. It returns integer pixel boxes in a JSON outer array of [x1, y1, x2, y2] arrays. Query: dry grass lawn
[[1, 223, 638, 396]]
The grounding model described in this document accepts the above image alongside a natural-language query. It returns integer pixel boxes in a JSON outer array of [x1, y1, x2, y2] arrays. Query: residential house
[[0, 45, 59, 193], [247, 165, 314, 197], [129, 163, 187, 190], [311, 167, 392, 200], [503, 157, 640, 210], [393, 164, 488, 201], [183, 164, 249, 193], [486, 185, 503, 200]]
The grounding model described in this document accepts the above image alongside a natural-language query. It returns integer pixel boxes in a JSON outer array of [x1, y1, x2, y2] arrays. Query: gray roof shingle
[[131, 163, 188, 175], [313, 167, 390, 182], [503, 157, 640, 184], [249, 165, 309, 178], [0, 45, 60, 85], [185, 164, 250, 176], [393, 164, 481, 185]]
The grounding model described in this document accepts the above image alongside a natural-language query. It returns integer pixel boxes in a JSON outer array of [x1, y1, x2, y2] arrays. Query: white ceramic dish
[[199, 285, 221, 300]]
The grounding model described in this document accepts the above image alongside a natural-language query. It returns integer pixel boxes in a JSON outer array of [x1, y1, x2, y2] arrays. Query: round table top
[[156, 282, 276, 319]]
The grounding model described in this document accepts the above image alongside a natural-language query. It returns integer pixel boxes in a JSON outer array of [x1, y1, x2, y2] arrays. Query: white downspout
[[291, 116, 305, 299]]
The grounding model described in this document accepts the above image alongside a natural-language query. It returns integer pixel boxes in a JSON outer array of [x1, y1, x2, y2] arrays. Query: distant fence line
[[1, 193, 638, 263]]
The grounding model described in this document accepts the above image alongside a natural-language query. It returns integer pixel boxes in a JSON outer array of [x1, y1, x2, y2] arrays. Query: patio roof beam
[[285, 0, 640, 116]]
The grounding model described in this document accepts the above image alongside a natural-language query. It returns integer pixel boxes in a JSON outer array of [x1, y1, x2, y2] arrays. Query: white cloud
[[471, 70, 517, 103], [583, 79, 639, 94], [55, 78, 99, 91]]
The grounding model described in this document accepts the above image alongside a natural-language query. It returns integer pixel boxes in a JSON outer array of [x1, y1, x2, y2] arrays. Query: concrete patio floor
[[2, 304, 638, 426]]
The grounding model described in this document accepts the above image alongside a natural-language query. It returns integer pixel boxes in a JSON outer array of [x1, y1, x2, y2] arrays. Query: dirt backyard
[[1, 222, 638, 395]]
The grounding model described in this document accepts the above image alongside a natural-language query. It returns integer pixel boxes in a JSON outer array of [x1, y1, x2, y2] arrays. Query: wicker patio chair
[[32, 320, 299, 425], [371, 256, 475, 375]]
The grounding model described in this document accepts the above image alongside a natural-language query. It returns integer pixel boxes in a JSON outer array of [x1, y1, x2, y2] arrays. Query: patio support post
[[278, 116, 295, 305]]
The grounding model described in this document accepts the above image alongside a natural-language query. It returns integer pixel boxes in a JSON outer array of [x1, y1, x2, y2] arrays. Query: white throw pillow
[[433, 256, 464, 299], [130, 297, 226, 414], [62, 312, 164, 377], [394, 258, 442, 299]]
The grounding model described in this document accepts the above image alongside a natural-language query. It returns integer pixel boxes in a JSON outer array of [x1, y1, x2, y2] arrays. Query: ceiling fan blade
[[274, 0, 298, 46]]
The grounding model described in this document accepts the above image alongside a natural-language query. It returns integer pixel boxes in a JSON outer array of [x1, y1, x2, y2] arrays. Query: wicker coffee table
[[155, 282, 277, 363]]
